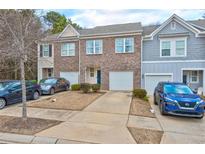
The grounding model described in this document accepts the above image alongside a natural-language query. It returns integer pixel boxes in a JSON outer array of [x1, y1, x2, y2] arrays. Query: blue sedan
[[154, 82, 205, 118], [40, 77, 70, 95], [0, 80, 41, 109]]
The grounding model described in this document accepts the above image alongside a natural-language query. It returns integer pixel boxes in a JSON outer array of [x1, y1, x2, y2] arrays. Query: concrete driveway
[[35, 91, 136, 144], [149, 97, 205, 144]]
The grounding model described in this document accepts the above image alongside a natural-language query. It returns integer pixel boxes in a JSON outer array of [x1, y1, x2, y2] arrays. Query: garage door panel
[[145, 75, 172, 95], [60, 72, 79, 86], [109, 72, 133, 91]]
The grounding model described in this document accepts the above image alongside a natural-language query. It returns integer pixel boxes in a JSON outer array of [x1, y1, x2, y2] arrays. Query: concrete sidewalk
[[0, 132, 92, 144]]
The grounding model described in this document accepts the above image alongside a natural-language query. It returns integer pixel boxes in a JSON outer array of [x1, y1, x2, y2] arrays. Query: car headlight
[[164, 97, 178, 103], [41, 85, 51, 90], [196, 99, 204, 104]]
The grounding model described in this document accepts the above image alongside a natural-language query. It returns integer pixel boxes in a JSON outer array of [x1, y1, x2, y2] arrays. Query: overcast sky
[[51, 9, 205, 28]]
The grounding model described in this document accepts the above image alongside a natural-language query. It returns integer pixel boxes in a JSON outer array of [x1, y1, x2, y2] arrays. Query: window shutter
[[49, 44, 52, 57], [40, 45, 43, 57]]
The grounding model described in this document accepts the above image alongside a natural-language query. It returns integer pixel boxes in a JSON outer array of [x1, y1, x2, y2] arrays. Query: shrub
[[80, 83, 91, 93], [133, 89, 147, 99], [91, 84, 101, 92], [143, 96, 149, 102], [31, 80, 37, 84], [71, 84, 81, 91]]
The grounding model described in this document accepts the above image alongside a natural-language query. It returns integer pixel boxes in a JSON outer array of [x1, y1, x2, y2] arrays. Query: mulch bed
[[129, 98, 155, 118], [27, 91, 105, 111], [128, 127, 163, 144], [0, 115, 61, 135]]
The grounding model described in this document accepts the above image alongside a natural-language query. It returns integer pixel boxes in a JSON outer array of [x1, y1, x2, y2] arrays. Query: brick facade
[[79, 35, 141, 90], [53, 41, 79, 77], [49, 34, 141, 90]]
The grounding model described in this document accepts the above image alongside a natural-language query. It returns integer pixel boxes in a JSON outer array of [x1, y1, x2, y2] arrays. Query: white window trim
[[61, 43, 75, 57], [42, 44, 50, 58], [115, 37, 134, 53], [190, 70, 199, 83], [160, 37, 187, 58], [86, 40, 103, 55]]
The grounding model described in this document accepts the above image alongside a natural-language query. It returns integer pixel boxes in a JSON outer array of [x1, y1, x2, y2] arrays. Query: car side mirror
[[8, 88, 14, 93], [157, 89, 163, 93]]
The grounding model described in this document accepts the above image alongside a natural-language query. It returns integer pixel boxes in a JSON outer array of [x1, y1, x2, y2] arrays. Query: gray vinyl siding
[[143, 21, 205, 61], [142, 62, 205, 90]]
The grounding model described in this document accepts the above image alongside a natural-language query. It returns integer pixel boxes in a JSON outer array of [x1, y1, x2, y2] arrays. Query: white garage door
[[60, 72, 79, 86], [109, 71, 133, 91], [145, 74, 172, 95]]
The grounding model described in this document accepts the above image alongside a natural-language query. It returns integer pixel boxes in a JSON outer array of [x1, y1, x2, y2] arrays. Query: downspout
[[78, 35, 80, 84], [140, 36, 143, 88], [37, 43, 40, 82]]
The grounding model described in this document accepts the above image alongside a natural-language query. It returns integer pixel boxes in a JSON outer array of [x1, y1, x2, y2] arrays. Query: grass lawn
[[128, 127, 163, 144], [27, 91, 105, 111], [0, 115, 61, 135], [129, 98, 155, 118]]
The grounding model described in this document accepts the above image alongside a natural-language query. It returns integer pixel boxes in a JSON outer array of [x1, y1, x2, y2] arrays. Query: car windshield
[[40, 78, 57, 84], [164, 84, 193, 95], [0, 82, 12, 90]]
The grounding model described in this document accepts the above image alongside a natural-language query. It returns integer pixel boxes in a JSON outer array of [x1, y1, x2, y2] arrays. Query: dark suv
[[154, 82, 205, 118], [0, 80, 41, 109]]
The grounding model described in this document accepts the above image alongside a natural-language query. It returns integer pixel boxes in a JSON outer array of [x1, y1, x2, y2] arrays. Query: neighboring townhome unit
[[38, 25, 80, 86], [38, 23, 142, 90], [142, 14, 205, 95]]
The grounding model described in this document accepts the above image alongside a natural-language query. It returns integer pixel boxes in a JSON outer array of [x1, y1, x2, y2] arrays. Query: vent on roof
[[171, 22, 176, 30]]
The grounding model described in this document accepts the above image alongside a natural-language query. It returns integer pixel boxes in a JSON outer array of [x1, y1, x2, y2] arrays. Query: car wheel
[[154, 95, 158, 105], [65, 85, 69, 91], [50, 88, 55, 95], [159, 101, 166, 115], [32, 91, 40, 100], [0, 98, 6, 109]]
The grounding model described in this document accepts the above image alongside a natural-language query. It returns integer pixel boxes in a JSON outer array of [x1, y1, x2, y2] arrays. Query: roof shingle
[[78, 22, 142, 36]]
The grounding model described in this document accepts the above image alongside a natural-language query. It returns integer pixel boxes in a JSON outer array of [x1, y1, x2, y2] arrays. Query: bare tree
[[0, 10, 44, 120]]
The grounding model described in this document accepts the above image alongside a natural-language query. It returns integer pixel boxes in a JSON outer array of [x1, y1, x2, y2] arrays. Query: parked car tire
[[154, 95, 158, 105], [50, 88, 55, 95], [65, 85, 69, 91], [159, 101, 166, 115], [32, 91, 40, 100], [0, 98, 6, 109]]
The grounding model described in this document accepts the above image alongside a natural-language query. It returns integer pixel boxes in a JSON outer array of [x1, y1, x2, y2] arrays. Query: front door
[[183, 75, 187, 84], [97, 70, 101, 84]]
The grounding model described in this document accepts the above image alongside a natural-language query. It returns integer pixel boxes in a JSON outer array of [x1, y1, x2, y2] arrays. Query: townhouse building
[[142, 14, 205, 95], [38, 23, 142, 90], [38, 14, 205, 94]]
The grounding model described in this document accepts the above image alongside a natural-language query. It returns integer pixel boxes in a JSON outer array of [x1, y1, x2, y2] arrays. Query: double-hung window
[[42, 45, 49, 57], [190, 71, 198, 83], [86, 40, 102, 54], [90, 68, 95, 77], [161, 41, 171, 56], [160, 38, 186, 57], [115, 37, 134, 53], [175, 40, 185, 56], [61, 43, 75, 56], [40, 44, 52, 57]]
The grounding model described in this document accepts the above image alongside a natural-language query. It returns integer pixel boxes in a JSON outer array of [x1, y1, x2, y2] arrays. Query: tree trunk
[[20, 57, 27, 120]]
